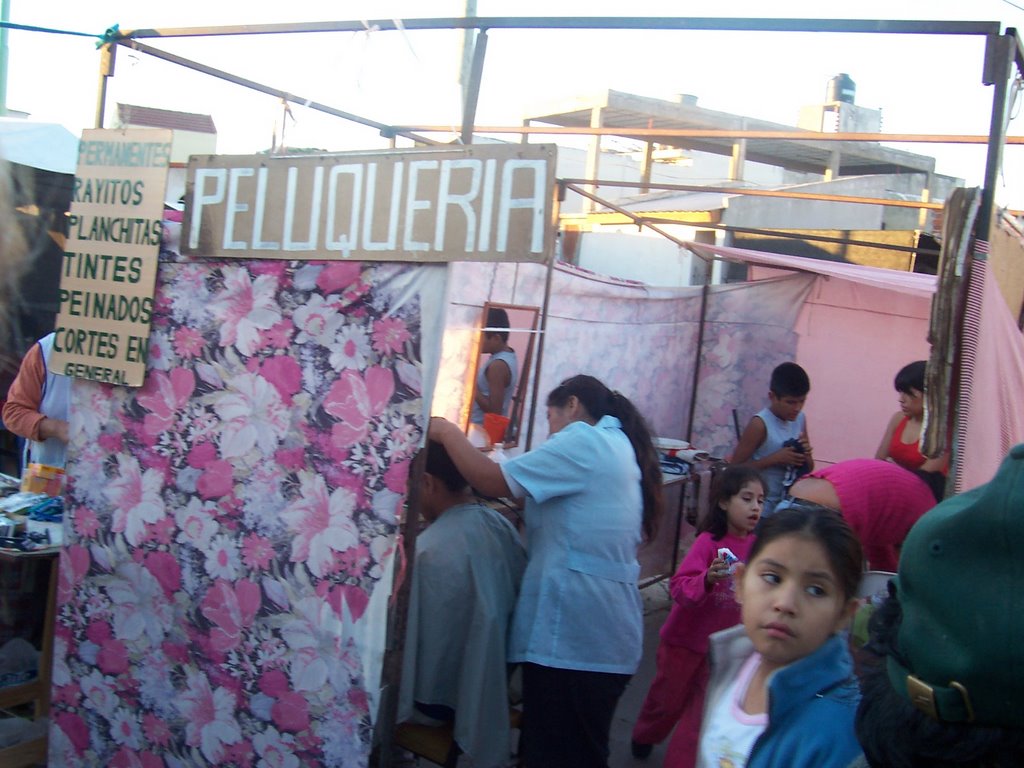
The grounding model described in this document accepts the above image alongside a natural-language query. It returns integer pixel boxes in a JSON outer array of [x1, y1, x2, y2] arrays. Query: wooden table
[[638, 460, 724, 587], [0, 546, 59, 768]]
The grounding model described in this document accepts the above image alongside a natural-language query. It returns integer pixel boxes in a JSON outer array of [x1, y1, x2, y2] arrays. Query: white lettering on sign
[[225, 167, 253, 249], [190, 168, 226, 250], [498, 159, 547, 253], [284, 165, 324, 251], [362, 162, 402, 252], [253, 167, 280, 250], [403, 160, 438, 252], [326, 165, 363, 251], [182, 145, 556, 263], [435, 159, 481, 252]]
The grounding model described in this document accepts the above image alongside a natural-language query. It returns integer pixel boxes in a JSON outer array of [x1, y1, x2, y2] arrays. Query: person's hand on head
[[428, 416, 451, 443]]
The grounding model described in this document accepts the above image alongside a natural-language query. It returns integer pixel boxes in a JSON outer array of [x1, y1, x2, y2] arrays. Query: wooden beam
[[558, 178, 945, 210], [389, 124, 1024, 144]]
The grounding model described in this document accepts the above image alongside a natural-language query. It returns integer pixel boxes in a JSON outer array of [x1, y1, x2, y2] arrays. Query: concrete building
[[521, 86, 960, 286]]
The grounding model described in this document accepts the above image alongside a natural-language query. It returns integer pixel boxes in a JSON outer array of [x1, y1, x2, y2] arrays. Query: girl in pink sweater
[[631, 466, 764, 768]]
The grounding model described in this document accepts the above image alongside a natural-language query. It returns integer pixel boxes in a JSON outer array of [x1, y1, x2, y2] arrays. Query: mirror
[[465, 302, 540, 448]]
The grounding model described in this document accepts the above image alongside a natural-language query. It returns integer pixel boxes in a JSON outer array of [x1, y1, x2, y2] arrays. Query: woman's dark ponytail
[[610, 391, 664, 541]]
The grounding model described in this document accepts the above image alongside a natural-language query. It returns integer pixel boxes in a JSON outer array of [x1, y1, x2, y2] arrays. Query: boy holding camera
[[730, 362, 814, 517]]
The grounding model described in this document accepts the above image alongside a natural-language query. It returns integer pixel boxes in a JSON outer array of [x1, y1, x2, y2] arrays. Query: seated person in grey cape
[[398, 440, 527, 768]]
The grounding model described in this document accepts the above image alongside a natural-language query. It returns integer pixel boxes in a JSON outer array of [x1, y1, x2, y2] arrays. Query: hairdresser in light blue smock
[[429, 374, 663, 768]]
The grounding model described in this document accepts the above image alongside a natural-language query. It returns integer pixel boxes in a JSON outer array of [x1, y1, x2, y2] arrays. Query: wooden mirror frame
[[464, 302, 540, 447]]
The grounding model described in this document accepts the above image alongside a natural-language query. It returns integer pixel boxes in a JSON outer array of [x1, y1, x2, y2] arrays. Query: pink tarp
[[697, 244, 934, 466], [955, 257, 1024, 491], [692, 243, 1024, 489]]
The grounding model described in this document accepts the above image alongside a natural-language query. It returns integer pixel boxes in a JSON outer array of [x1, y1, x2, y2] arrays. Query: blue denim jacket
[[699, 626, 864, 768]]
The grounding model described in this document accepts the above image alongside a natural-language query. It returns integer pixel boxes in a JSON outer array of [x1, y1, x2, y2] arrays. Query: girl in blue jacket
[[694, 502, 864, 768]]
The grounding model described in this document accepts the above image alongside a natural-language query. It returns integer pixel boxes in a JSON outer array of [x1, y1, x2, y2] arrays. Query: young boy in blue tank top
[[730, 362, 813, 517]]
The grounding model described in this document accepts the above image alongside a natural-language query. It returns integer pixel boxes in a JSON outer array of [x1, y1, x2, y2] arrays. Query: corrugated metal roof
[[116, 103, 217, 134]]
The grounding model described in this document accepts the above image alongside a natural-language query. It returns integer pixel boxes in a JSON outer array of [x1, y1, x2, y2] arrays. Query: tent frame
[[87, 18, 1024, 768], [96, 17, 1024, 239]]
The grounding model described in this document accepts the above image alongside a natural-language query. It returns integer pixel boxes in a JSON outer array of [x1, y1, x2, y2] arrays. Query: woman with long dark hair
[[428, 374, 663, 768], [874, 360, 948, 473]]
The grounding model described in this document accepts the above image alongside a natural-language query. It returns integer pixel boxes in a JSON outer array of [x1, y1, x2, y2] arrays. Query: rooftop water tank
[[826, 73, 856, 104]]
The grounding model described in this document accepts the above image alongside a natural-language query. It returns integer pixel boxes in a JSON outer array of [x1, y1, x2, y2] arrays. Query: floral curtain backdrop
[[691, 275, 815, 458], [436, 261, 812, 458], [436, 261, 704, 444], [50, 250, 445, 767]]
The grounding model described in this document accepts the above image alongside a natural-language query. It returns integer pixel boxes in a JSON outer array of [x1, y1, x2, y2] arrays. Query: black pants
[[520, 662, 631, 768]]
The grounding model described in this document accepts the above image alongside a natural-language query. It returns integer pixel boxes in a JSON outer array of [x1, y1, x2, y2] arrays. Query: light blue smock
[[500, 415, 644, 674]]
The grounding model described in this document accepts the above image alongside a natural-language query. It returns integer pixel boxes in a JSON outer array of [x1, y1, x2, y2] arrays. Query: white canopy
[[0, 118, 79, 175]]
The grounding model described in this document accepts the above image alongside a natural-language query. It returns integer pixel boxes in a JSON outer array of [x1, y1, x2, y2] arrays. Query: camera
[[782, 437, 805, 453]]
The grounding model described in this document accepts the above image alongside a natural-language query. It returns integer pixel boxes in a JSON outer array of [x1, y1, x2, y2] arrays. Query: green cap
[[887, 443, 1024, 728]]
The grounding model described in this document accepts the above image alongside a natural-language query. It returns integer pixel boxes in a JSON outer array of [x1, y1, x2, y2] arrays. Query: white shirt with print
[[698, 652, 768, 768]]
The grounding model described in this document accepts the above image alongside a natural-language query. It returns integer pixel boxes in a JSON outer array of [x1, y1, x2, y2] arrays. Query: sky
[[4, 0, 1024, 209]]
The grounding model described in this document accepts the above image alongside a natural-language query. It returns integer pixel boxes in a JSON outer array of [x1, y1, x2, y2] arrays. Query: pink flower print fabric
[[53, 254, 437, 768]]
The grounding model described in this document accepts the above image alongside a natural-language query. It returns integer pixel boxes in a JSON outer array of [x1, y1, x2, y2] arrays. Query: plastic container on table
[[19, 464, 64, 497]]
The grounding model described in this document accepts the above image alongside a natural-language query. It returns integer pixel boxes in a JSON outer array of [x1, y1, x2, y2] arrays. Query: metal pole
[[118, 38, 441, 146], [562, 182, 707, 260], [95, 43, 116, 128], [388, 125, 1024, 144], [460, 29, 488, 144], [560, 177, 945, 210], [639, 217, 936, 256], [976, 32, 1014, 243], [118, 17, 1002, 40], [458, 0, 477, 106], [685, 284, 710, 443], [525, 181, 562, 451], [0, 0, 10, 115]]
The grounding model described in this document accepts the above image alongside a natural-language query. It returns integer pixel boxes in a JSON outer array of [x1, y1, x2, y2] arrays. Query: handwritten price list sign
[[49, 128, 172, 387]]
